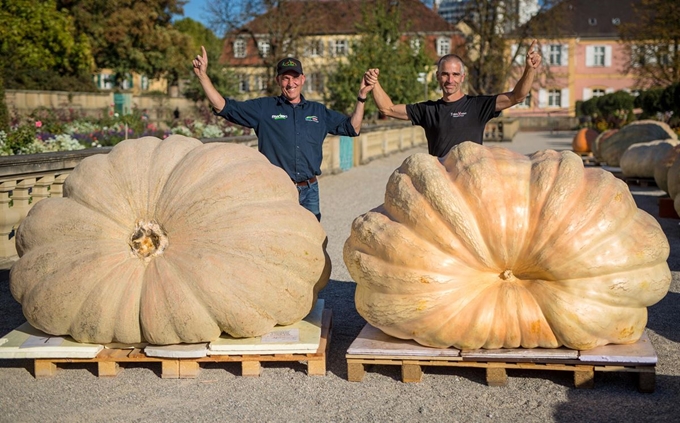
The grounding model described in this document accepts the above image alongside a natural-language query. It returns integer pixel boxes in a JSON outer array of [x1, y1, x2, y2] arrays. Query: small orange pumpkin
[[572, 128, 598, 153]]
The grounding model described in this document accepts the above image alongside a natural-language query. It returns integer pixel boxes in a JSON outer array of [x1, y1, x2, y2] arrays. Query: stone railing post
[[33, 175, 55, 204], [13, 178, 35, 227], [0, 181, 20, 259]]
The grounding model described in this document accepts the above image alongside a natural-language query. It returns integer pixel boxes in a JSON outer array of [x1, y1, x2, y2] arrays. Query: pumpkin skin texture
[[598, 120, 677, 167], [344, 142, 670, 350], [10, 135, 330, 345], [653, 144, 680, 193], [620, 139, 679, 178], [592, 129, 618, 163]]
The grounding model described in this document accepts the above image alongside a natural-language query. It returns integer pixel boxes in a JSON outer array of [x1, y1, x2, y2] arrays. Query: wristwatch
[[357, 96, 367, 103]]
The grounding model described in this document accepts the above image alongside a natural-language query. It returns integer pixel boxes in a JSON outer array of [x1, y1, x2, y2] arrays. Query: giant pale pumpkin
[[344, 142, 670, 350], [10, 136, 330, 345], [620, 139, 679, 178]]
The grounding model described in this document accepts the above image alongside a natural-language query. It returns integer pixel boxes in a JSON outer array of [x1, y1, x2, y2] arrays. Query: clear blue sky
[[177, 0, 211, 26]]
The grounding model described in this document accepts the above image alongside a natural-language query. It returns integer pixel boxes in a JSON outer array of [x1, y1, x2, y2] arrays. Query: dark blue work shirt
[[216, 94, 358, 182]]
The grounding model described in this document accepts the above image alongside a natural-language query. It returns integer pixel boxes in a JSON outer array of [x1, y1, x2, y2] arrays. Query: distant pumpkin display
[[10, 136, 330, 345], [344, 142, 670, 350]]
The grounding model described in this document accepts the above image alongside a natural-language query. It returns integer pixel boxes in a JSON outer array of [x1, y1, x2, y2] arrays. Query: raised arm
[[364, 69, 409, 120], [192, 46, 227, 112], [349, 70, 375, 134], [495, 39, 542, 112]]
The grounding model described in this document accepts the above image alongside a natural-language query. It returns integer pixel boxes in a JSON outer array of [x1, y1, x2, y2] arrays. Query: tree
[[0, 0, 95, 89], [57, 0, 194, 87], [619, 0, 680, 87], [457, 0, 567, 96], [206, 0, 322, 96], [174, 18, 239, 102], [326, 0, 434, 115]]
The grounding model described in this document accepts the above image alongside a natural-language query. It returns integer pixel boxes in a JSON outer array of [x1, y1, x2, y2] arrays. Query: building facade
[[504, 0, 642, 118], [219, 0, 464, 103]]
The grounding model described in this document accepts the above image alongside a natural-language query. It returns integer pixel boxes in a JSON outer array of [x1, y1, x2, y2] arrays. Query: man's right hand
[[192, 46, 209, 79], [364, 68, 379, 86]]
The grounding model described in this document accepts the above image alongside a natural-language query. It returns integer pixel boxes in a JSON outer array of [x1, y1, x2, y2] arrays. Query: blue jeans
[[297, 181, 321, 221]]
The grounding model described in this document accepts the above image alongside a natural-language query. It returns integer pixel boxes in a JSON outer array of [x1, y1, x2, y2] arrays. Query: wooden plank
[[345, 324, 656, 390], [574, 366, 595, 389], [178, 361, 200, 379], [402, 363, 423, 383], [241, 360, 261, 377], [34, 360, 57, 378], [15, 309, 330, 379], [638, 371, 656, 393], [486, 367, 508, 387], [347, 361, 366, 382], [98, 361, 122, 377]]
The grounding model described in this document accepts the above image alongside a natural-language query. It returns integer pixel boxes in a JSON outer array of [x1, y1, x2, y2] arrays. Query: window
[[410, 38, 422, 53], [593, 46, 605, 66], [305, 73, 324, 93], [233, 39, 246, 58], [548, 89, 561, 107], [96, 73, 114, 90], [238, 74, 249, 93], [141, 75, 149, 91], [586, 45, 611, 67], [592, 88, 606, 97], [329, 39, 348, 56], [519, 93, 531, 107], [437, 38, 451, 56], [257, 40, 270, 58], [256, 75, 268, 92], [549, 45, 562, 66], [305, 39, 324, 57]]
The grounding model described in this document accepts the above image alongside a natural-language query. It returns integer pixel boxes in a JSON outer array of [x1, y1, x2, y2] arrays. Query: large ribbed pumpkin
[[344, 142, 670, 350], [10, 136, 330, 345]]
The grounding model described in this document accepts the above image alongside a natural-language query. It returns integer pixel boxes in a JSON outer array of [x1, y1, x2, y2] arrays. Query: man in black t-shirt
[[365, 39, 542, 158]]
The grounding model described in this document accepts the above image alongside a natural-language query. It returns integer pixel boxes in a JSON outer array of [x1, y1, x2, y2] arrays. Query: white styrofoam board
[[346, 324, 461, 358], [0, 322, 103, 359], [208, 299, 324, 355]]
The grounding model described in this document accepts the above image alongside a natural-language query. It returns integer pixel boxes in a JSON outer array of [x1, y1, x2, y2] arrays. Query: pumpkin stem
[[499, 270, 515, 281], [129, 220, 168, 261]]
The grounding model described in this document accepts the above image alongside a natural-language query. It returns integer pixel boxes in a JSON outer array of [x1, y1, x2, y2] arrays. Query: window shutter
[[561, 44, 569, 66], [561, 88, 570, 108], [604, 46, 612, 67], [583, 88, 593, 100], [541, 44, 550, 63], [605, 88, 615, 94], [586, 46, 594, 67], [538, 89, 548, 108], [328, 40, 334, 57]]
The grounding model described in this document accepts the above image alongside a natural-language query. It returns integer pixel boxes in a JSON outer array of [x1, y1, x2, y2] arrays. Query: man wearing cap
[[192, 46, 373, 221]]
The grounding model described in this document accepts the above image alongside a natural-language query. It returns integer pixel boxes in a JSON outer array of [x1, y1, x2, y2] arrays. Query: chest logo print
[[450, 112, 467, 118], [272, 114, 288, 120], [305, 116, 319, 123]]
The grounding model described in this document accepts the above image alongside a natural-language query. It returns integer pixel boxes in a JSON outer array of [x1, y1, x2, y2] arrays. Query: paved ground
[[1, 131, 679, 422]]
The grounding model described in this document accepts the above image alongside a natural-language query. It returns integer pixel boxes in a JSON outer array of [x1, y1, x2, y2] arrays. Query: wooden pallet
[[623, 177, 657, 188], [33, 309, 332, 379], [346, 324, 656, 392], [658, 196, 679, 219]]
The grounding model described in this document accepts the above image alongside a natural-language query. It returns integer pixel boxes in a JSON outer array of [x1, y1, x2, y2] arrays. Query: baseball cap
[[276, 57, 303, 76]]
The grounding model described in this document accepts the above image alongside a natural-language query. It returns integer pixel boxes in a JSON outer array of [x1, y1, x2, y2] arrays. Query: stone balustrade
[[0, 124, 426, 267]]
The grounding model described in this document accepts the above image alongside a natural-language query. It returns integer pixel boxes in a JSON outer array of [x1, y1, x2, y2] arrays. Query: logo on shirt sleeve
[[305, 116, 319, 123], [272, 114, 288, 120]]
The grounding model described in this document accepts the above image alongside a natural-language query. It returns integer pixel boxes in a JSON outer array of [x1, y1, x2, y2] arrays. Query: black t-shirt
[[406, 95, 499, 157]]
